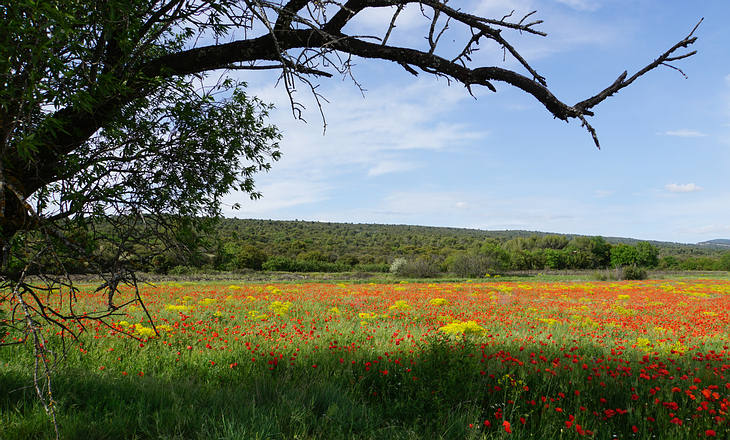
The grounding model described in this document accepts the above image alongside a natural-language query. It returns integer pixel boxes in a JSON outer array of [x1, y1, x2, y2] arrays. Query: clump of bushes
[[390, 257, 441, 278], [620, 265, 647, 280]]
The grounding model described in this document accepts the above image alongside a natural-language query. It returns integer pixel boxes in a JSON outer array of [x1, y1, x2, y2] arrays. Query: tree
[[635, 241, 659, 268], [1, 1, 700, 431], [610, 243, 639, 268], [540, 235, 569, 250], [590, 237, 613, 269], [543, 248, 567, 270], [566, 236, 611, 269], [719, 252, 730, 272], [235, 243, 269, 270]]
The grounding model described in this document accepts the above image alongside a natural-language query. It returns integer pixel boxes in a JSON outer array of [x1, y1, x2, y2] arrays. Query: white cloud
[[224, 180, 331, 216], [371, 191, 587, 231], [594, 190, 614, 198], [473, 0, 625, 63], [224, 76, 487, 215], [665, 183, 703, 193], [367, 160, 419, 177], [662, 129, 708, 138], [349, 3, 424, 34]]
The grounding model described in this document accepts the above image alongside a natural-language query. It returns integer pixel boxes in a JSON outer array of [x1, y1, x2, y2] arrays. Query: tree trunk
[[1, 187, 25, 277]]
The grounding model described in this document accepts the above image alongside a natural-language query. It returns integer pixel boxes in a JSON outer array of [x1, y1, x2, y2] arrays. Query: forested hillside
[[17, 219, 730, 276], [162, 219, 730, 276]]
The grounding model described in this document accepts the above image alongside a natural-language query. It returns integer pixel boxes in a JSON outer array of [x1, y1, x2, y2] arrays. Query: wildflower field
[[1, 279, 729, 439]]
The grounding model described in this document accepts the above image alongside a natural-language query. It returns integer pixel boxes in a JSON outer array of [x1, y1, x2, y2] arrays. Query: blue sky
[[221, 0, 730, 244]]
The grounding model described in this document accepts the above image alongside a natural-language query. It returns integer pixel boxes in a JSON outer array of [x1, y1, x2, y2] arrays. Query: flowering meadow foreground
[[1, 280, 729, 439]]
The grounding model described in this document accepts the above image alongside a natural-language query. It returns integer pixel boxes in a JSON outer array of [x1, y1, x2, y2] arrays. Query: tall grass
[[1, 280, 728, 439]]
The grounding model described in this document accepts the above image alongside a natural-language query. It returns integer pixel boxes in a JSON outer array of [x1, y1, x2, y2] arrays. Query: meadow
[[1, 279, 729, 439]]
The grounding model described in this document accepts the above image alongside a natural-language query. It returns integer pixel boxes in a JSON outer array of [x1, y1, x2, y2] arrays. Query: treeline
[[16, 219, 730, 276], [143, 219, 730, 276]]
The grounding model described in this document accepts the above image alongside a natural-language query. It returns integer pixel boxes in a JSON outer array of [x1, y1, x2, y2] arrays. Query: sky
[[220, 0, 730, 244]]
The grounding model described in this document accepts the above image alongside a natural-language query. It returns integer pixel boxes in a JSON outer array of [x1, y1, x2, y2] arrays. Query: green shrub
[[621, 265, 647, 280], [446, 253, 490, 278], [355, 263, 390, 273], [390, 257, 441, 278]]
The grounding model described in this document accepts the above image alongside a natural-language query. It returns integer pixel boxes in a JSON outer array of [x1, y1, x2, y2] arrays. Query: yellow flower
[[165, 304, 190, 311], [389, 300, 411, 311], [439, 320, 485, 336], [268, 301, 293, 315], [134, 324, 156, 338]]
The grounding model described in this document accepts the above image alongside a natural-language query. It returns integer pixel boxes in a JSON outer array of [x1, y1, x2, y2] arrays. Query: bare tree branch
[[574, 18, 702, 113]]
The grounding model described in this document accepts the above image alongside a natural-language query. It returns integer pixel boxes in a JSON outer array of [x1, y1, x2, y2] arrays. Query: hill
[[217, 218, 725, 262], [698, 239, 730, 247], [56, 218, 727, 274]]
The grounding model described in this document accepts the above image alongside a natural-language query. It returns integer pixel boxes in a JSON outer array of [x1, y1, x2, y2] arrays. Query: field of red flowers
[[2, 279, 729, 439]]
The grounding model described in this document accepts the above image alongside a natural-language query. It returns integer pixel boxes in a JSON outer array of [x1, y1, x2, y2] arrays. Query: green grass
[[2, 279, 728, 439]]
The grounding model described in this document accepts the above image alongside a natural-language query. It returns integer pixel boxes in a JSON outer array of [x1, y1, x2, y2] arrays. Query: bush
[[355, 263, 390, 273], [621, 265, 647, 280], [390, 257, 441, 278], [389, 258, 407, 274], [235, 244, 268, 270], [446, 253, 490, 278]]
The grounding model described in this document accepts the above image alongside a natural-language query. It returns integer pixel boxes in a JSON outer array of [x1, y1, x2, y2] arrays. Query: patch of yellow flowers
[[165, 304, 190, 312], [268, 301, 293, 315], [439, 320, 485, 336], [389, 300, 411, 311]]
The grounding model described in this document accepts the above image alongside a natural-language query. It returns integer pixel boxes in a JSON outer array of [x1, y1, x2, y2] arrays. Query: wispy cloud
[[367, 160, 419, 177], [473, 0, 626, 63], [224, 77, 486, 215], [553, 0, 601, 12], [224, 179, 331, 216], [661, 129, 708, 138], [665, 183, 703, 193]]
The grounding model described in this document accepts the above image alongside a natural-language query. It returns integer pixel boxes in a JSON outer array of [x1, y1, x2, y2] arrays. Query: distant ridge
[[698, 239, 730, 247], [220, 218, 726, 257]]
